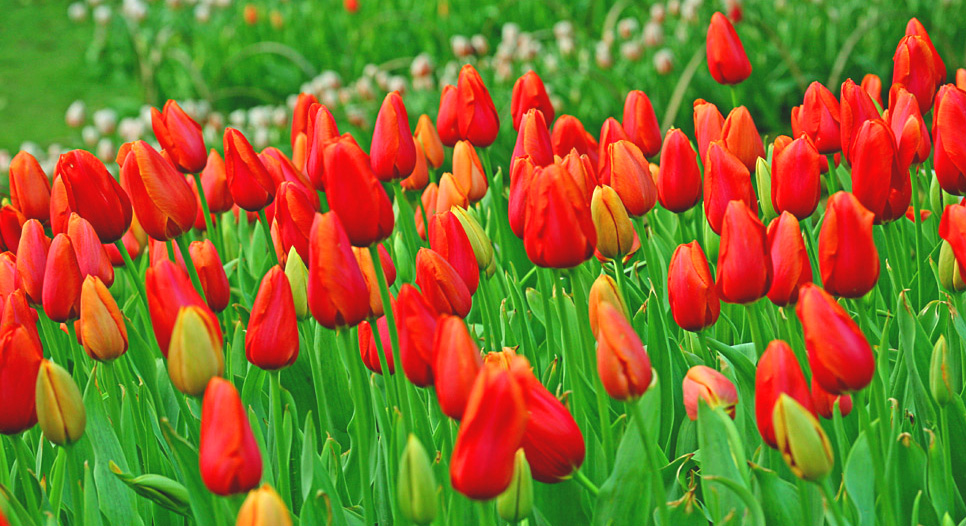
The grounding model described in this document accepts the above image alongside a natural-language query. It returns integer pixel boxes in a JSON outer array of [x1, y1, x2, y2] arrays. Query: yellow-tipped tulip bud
[[588, 273, 630, 337], [930, 336, 954, 407], [938, 241, 966, 293], [167, 306, 224, 397], [79, 275, 128, 361], [236, 484, 292, 526], [773, 394, 833, 481], [284, 248, 309, 319], [452, 205, 494, 275], [755, 157, 777, 223], [497, 449, 534, 522], [398, 434, 438, 525], [590, 185, 635, 260], [35, 360, 86, 446]]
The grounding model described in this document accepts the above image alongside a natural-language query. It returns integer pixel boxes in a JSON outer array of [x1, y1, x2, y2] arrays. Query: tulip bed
[[3, 7, 966, 526]]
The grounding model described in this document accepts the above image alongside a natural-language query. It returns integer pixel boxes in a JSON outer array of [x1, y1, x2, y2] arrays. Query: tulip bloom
[[819, 192, 879, 298], [861, 74, 883, 108], [437, 172, 470, 214], [450, 361, 529, 500], [146, 259, 218, 356], [796, 283, 875, 394], [657, 128, 701, 213], [415, 183, 439, 240], [799, 82, 841, 154], [67, 213, 114, 287], [771, 135, 821, 219], [683, 365, 738, 420], [79, 275, 128, 361], [551, 115, 599, 166], [246, 266, 299, 370], [304, 105, 341, 190], [839, 79, 881, 164], [511, 71, 554, 130], [508, 157, 535, 239], [434, 315, 483, 419], [352, 245, 396, 318], [703, 141, 755, 234], [371, 91, 417, 181], [766, 213, 812, 306], [223, 128, 276, 212], [557, 149, 598, 204], [622, 90, 661, 157], [705, 12, 751, 85], [939, 204, 966, 278], [524, 164, 597, 268], [307, 212, 370, 329], [811, 380, 853, 419], [716, 201, 771, 304], [591, 185, 635, 261], [893, 34, 944, 113], [16, 219, 49, 304], [188, 240, 230, 313], [35, 360, 86, 446], [437, 85, 460, 147], [597, 118, 630, 172], [429, 211, 480, 294], [755, 340, 814, 448], [588, 274, 630, 337], [0, 291, 40, 349], [599, 140, 658, 217], [512, 109, 554, 168], [237, 484, 292, 526], [888, 86, 931, 168], [933, 85, 966, 195], [42, 234, 83, 322], [415, 248, 472, 317], [693, 99, 724, 162], [151, 100, 207, 173], [595, 303, 652, 401], [0, 326, 43, 434], [198, 149, 234, 213], [168, 305, 224, 396], [323, 136, 395, 247], [200, 378, 263, 495], [452, 140, 489, 203], [402, 138, 430, 192], [290, 92, 319, 150], [397, 284, 438, 387], [415, 114, 445, 169], [120, 141, 198, 241], [721, 106, 765, 173], [359, 315, 394, 374], [850, 119, 908, 223], [54, 150, 133, 243], [272, 181, 316, 265], [668, 241, 720, 331], [456, 64, 500, 147], [9, 151, 51, 223]]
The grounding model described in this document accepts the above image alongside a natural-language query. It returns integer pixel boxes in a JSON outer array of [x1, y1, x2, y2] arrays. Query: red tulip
[[799, 82, 841, 154], [188, 240, 230, 313], [0, 206, 25, 255], [861, 74, 884, 108], [359, 315, 394, 374], [434, 315, 483, 420], [771, 135, 821, 219], [622, 90, 662, 157], [397, 284, 438, 387], [415, 183, 438, 240], [599, 140, 658, 217], [437, 84, 460, 147], [811, 380, 853, 419], [703, 141, 755, 234], [452, 140, 488, 203], [766, 212, 812, 306], [198, 149, 234, 213], [657, 129, 701, 213], [508, 157, 536, 239], [511, 71, 554, 131], [272, 181, 316, 265], [938, 204, 966, 278], [9, 151, 51, 223], [54, 150, 133, 243], [850, 119, 908, 223], [0, 290, 41, 348], [705, 12, 752, 85], [121, 140, 197, 240], [199, 378, 263, 495], [42, 234, 83, 322], [246, 266, 298, 370], [819, 192, 879, 298], [887, 85, 931, 168], [67, 213, 114, 287], [693, 99, 724, 162], [512, 109, 554, 168], [797, 283, 875, 394], [0, 326, 43, 434], [259, 147, 318, 213], [755, 340, 814, 448], [223, 128, 275, 212], [716, 201, 771, 304], [149, 237, 187, 272], [596, 303, 652, 401], [306, 212, 369, 329], [893, 34, 944, 113], [16, 220, 49, 304], [721, 106, 765, 173], [151, 100, 208, 173], [456, 64, 500, 147], [415, 248, 472, 317], [558, 149, 599, 204], [551, 115, 599, 166], [304, 104, 341, 190], [371, 91, 417, 181], [323, 136, 395, 247], [524, 164, 596, 268], [429, 211, 479, 294], [668, 241, 720, 331], [840, 79, 881, 164], [932, 85, 966, 195], [146, 259, 218, 356], [683, 365, 738, 420], [290, 93, 319, 150], [597, 117, 629, 172]]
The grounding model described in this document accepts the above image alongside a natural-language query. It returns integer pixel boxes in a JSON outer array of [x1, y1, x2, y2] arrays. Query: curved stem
[[270, 370, 291, 510], [818, 478, 848, 526], [175, 234, 207, 303], [368, 244, 412, 430], [744, 302, 766, 358], [571, 469, 600, 498], [258, 209, 279, 267]]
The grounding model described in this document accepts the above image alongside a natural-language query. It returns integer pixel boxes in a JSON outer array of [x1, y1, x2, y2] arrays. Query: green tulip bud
[[398, 434, 437, 525], [452, 205, 494, 275], [938, 241, 966, 292], [36, 360, 86, 446], [773, 394, 833, 482], [930, 336, 954, 407], [167, 306, 224, 397], [498, 449, 534, 523], [393, 233, 414, 284], [755, 157, 777, 223], [110, 461, 191, 515], [284, 248, 309, 319]]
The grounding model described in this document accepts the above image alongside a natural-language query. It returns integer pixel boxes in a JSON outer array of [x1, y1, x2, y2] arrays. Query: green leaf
[[83, 462, 104, 526], [845, 432, 875, 526], [160, 419, 220, 526], [750, 464, 804, 526], [696, 402, 749, 525], [109, 462, 190, 516]]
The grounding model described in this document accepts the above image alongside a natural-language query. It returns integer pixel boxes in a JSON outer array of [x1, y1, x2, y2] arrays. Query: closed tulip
[[524, 164, 597, 268], [703, 141, 755, 234], [797, 283, 875, 394], [450, 361, 529, 499], [79, 275, 127, 361], [146, 259, 217, 356], [198, 149, 234, 213], [939, 204, 966, 279], [716, 201, 771, 304], [861, 74, 884, 108], [429, 211, 479, 294], [683, 365, 738, 420], [811, 380, 853, 419], [67, 213, 114, 287], [401, 138, 430, 191], [591, 185, 635, 260], [508, 157, 535, 239], [307, 212, 370, 329], [272, 181, 316, 265], [755, 340, 814, 448], [657, 128, 701, 213], [451, 206, 495, 275], [839, 79, 881, 164], [721, 106, 765, 173], [551, 115, 599, 166], [599, 140, 658, 217], [54, 150, 133, 243], [16, 219, 49, 304], [622, 90, 662, 157], [304, 104, 341, 190], [705, 12, 751, 85], [359, 314, 394, 375], [0, 326, 43, 434], [259, 147, 319, 215], [223, 128, 275, 212], [799, 82, 841, 154], [933, 85, 966, 195], [398, 434, 438, 525], [512, 109, 554, 168], [415, 114, 445, 169], [397, 284, 438, 387], [246, 266, 298, 370], [437, 84, 460, 147], [512, 71, 554, 131], [434, 315, 483, 419], [668, 241, 720, 331], [437, 172, 470, 215], [188, 240, 230, 313], [453, 140, 489, 203], [168, 305, 224, 396], [772, 394, 834, 481], [850, 119, 908, 223], [893, 34, 944, 113], [771, 135, 821, 219], [200, 377, 262, 495], [819, 192, 880, 298], [557, 149, 599, 204], [120, 141, 197, 241], [236, 484, 291, 526], [351, 245, 396, 318], [284, 249, 309, 319], [0, 253, 18, 300], [765, 212, 812, 306], [588, 274, 630, 337], [415, 183, 439, 240], [456, 64, 500, 147], [35, 360, 86, 445], [323, 136, 395, 247], [371, 91, 417, 181], [0, 291, 41, 348], [9, 151, 51, 223], [595, 303, 652, 401], [42, 234, 83, 322], [693, 99, 724, 162], [0, 207, 25, 255], [597, 118, 629, 172], [290, 93, 318, 150], [151, 100, 207, 174], [416, 248, 472, 317], [887, 86, 931, 168]]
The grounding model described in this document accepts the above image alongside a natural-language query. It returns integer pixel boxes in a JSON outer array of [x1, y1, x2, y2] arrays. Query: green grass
[[0, 0, 141, 151]]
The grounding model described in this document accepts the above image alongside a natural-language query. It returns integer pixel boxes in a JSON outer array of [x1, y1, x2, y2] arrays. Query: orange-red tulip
[[766, 212, 812, 306], [415, 183, 439, 240], [716, 201, 771, 304], [524, 164, 596, 268], [508, 157, 536, 239], [188, 240, 230, 313], [755, 340, 814, 448], [306, 212, 370, 329], [121, 140, 197, 241], [434, 315, 483, 419], [938, 204, 966, 278], [599, 140, 658, 217], [596, 303, 652, 401], [511, 71, 554, 131], [657, 128, 701, 213], [452, 140, 488, 203], [304, 104, 341, 190], [551, 115, 599, 166], [703, 141, 755, 234], [79, 275, 127, 361], [371, 91, 417, 181], [290, 92, 319, 150], [416, 248, 472, 317], [456, 64, 500, 147], [693, 99, 724, 161], [557, 149, 599, 204], [933, 85, 966, 195], [799, 82, 841, 154], [850, 119, 908, 223], [705, 12, 751, 85], [359, 314, 394, 374], [797, 283, 875, 393], [437, 84, 460, 147], [721, 106, 765, 173], [0, 253, 17, 301], [272, 181, 316, 265], [893, 27, 945, 113], [622, 90, 661, 157], [0, 325, 43, 434], [16, 219, 49, 304], [429, 211, 479, 294], [811, 379, 853, 419], [323, 136, 395, 247], [9, 151, 51, 223], [146, 259, 218, 356], [597, 118, 629, 172], [42, 234, 83, 322], [861, 73, 884, 108], [401, 137, 430, 191], [840, 78, 881, 164], [771, 135, 821, 219], [223, 128, 276, 212], [668, 241, 720, 332], [200, 377, 263, 495], [415, 114, 445, 169], [67, 213, 114, 287], [198, 149, 233, 213], [683, 365, 738, 420], [887, 85, 931, 168], [397, 284, 438, 387], [512, 109, 554, 168], [246, 266, 298, 370], [819, 192, 879, 298], [151, 100, 208, 174], [352, 245, 396, 318], [54, 150, 133, 243]]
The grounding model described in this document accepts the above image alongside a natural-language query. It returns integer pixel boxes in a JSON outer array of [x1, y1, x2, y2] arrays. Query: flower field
[[1, 1, 966, 525]]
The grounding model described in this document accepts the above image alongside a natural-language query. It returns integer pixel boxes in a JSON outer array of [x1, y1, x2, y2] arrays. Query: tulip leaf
[[83, 461, 104, 526], [301, 414, 350, 526], [108, 462, 190, 516], [897, 293, 937, 425], [886, 433, 937, 526], [0, 484, 39, 526], [844, 431, 875, 526], [696, 402, 749, 526], [947, 396, 966, 510], [159, 419, 220, 526], [750, 463, 805, 526]]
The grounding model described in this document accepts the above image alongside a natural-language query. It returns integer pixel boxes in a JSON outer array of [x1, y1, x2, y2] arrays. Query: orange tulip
[[599, 140, 658, 217], [668, 241, 720, 331], [151, 100, 208, 173], [597, 117, 629, 172], [703, 141, 755, 234], [524, 164, 596, 268], [198, 149, 234, 213], [595, 303, 652, 401], [456, 64, 500, 147], [67, 213, 114, 287], [721, 106, 765, 173], [200, 377, 263, 495], [512, 109, 554, 168], [557, 149, 598, 204], [121, 140, 197, 241], [9, 151, 51, 223], [54, 150, 133, 243], [819, 192, 879, 298], [415, 248, 472, 317], [352, 245, 396, 318], [683, 365, 738, 420], [415, 182, 439, 240], [452, 140, 488, 203], [415, 114, 445, 168], [401, 137, 430, 192], [79, 275, 127, 361]]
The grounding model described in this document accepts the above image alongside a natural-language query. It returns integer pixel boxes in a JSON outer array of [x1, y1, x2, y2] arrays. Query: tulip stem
[[729, 86, 739, 109], [631, 399, 670, 526], [909, 165, 924, 308], [744, 302, 766, 358], [368, 243, 412, 429], [49, 445, 68, 519], [612, 258, 629, 307], [818, 478, 848, 526], [258, 209, 279, 267], [826, 155, 839, 195], [114, 238, 150, 319], [337, 328, 377, 526], [270, 370, 292, 511], [191, 173, 218, 251], [175, 234, 207, 303], [571, 469, 599, 498]]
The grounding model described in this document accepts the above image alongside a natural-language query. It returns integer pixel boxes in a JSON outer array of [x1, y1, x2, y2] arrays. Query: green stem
[[175, 234, 207, 303], [258, 208, 279, 267], [729, 86, 739, 109], [191, 173, 219, 250], [910, 166, 924, 308], [612, 257, 629, 306], [114, 238, 150, 318], [367, 243, 411, 430], [337, 328, 376, 526], [940, 406, 954, 510], [49, 446, 68, 518], [631, 400, 670, 526], [744, 302, 766, 358], [270, 370, 291, 510], [475, 277, 497, 352], [818, 478, 848, 526], [571, 469, 599, 498], [309, 324, 333, 437], [13, 435, 39, 513], [826, 155, 839, 195]]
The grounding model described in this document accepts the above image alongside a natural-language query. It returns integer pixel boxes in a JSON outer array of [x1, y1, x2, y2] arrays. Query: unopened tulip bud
[[773, 394, 834, 481], [588, 274, 629, 337], [497, 449, 534, 523], [168, 305, 224, 396], [284, 248, 309, 319], [755, 158, 777, 222], [79, 275, 128, 361], [683, 365, 738, 420], [109, 464, 191, 516], [591, 185, 635, 260], [938, 241, 966, 292], [35, 360, 86, 446], [595, 303, 652, 401], [451, 206, 494, 274], [236, 484, 292, 526], [398, 434, 438, 525], [930, 336, 954, 407]]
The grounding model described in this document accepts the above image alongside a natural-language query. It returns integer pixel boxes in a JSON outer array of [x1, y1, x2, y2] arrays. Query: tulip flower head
[[595, 303, 653, 401], [657, 128, 702, 213], [79, 275, 128, 361], [755, 340, 814, 448], [524, 164, 597, 268], [371, 91, 417, 181], [151, 100, 208, 174], [773, 394, 834, 481], [818, 192, 880, 298], [246, 266, 299, 370], [683, 365, 738, 420], [511, 71, 554, 131], [35, 359, 86, 446], [456, 64, 500, 147], [716, 200, 771, 304], [200, 378, 263, 496], [54, 150, 133, 243], [705, 12, 752, 85]]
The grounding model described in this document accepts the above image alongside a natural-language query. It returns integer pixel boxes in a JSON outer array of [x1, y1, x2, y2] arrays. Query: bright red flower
[[397, 284, 438, 387], [9, 151, 51, 223], [755, 340, 814, 448], [721, 106, 765, 173], [511, 71, 554, 131], [54, 150, 133, 243], [415, 248, 472, 317], [716, 201, 771, 304], [323, 136, 395, 247], [429, 211, 479, 294], [771, 135, 821, 219], [765, 212, 812, 306], [551, 115, 599, 166], [839, 78, 881, 164], [151, 100, 208, 174], [622, 90, 662, 157], [146, 259, 219, 356], [120, 140, 197, 241], [0, 326, 43, 434], [524, 164, 596, 268], [705, 12, 752, 85], [246, 266, 298, 370], [199, 378, 263, 495], [668, 241, 720, 331], [657, 128, 702, 213], [819, 192, 879, 298], [188, 240, 230, 313], [595, 303, 652, 401], [703, 141, 755, 234], [307, 212, 370, 329], [693, 99, 724, 162], [456, 64, 500, 147], [799, 82, 841, 154], [371, 91, 417, 181], [599, 140, 658, 217], [434, 315, 483, 420]]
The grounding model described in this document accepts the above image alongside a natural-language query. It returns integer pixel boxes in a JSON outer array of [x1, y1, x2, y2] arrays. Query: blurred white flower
[[319, 70, 341, 90], [558, 37, 575, 57], [229, 109, 246, 128], [0, 150, 11, 175], [93, 4, 112, 25], [654, 48, 674, 74], [68, 2, 88, 22], [121, 0, 147, 23], [96, 138, 115, 163], [272, 106, 288, 128], [618, 18, 639, 40], [667, 0, 681, 16], [388, 76, 407, 95], [651, 4, 666, 22], [65, 100, 86, 128], [470, 34, 488, 55], [644, 20, 664, 47], [451, 35, 472, 58], [410, 53, 433, 78], [93, 109, 118, 135], [252, 128, 270, 150], [194, 4, 211, 23], [501, 23, 520, 45], [553, 20, 573, 40], [118, 118, 145, 142], [620, 40, 643, 61], [82, 126, 100, 147], [595, 41, 613, 69]]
